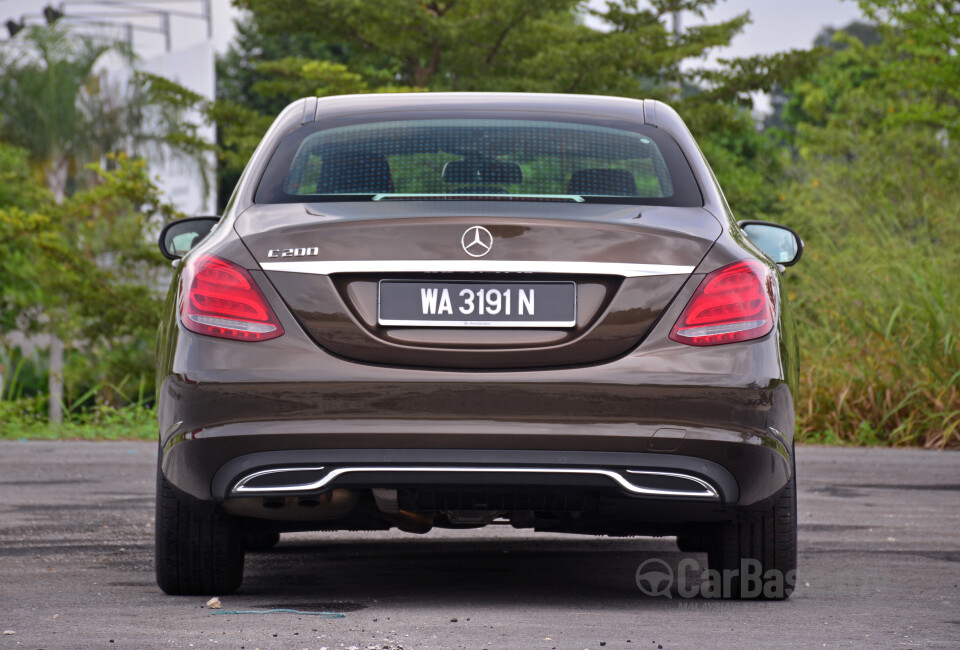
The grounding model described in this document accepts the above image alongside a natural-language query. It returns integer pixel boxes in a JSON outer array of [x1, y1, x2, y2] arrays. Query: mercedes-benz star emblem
[[461, 226, 493, 257]]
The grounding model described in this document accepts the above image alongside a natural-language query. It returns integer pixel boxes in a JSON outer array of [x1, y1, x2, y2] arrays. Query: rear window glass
[[255, 115, 701, 206]]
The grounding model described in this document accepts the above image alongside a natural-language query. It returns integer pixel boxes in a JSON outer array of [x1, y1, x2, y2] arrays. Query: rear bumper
[[159, 382, 793, 509]]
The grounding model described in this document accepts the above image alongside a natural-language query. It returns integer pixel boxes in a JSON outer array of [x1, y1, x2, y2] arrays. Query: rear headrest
[[567, 168, 638, 197], [316, 152, 394, 194], [442, 160, 523, 185], [441, 160, 475, 183]]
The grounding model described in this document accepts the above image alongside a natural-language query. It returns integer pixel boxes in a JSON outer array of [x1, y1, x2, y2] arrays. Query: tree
[[813, 20, 881, 49], [783, 1, 960, 150], [0, 27, 113, 201], [236, 0, 752, 95], [0, 143, 57, 337], [1, 148, 182, 413], [0, 24, 209, 421], [220, 0, 819, 217]]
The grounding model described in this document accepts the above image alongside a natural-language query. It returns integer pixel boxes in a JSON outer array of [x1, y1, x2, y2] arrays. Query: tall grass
[[0, 346, 155, 440], [783, 132, 960, 448]]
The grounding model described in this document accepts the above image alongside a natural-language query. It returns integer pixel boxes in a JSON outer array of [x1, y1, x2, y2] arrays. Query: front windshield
[[255, 115, 702, 206]]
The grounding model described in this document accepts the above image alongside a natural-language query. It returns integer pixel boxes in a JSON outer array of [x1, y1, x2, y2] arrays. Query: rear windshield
[[255, 113, 702, 206]]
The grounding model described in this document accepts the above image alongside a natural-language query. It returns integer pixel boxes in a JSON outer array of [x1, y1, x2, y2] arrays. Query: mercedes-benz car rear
[[154, 93, 803, 599]]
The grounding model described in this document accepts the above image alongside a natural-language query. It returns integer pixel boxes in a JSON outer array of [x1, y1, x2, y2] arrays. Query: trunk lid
[[236, 201, 720, 369]]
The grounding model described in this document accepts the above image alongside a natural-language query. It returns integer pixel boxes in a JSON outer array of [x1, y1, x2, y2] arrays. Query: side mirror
[[158, 216, 220, 260], [738, 220, 804, 267]]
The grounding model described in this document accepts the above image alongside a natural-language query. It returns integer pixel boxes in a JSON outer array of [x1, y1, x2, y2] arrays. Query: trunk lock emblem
[[461, 226, 493, 257]]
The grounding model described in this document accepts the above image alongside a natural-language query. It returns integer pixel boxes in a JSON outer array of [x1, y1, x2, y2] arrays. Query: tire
[[245, 531, 281, 552], [706, 467, 797, 600], [155, 462, 245, 595]]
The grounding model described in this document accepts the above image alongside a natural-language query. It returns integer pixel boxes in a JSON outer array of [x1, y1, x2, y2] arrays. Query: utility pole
[[48, 337, 63, 424]]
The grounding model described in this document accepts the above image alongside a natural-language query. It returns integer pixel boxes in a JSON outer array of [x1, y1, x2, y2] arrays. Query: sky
[[688, 0, 864, 63]]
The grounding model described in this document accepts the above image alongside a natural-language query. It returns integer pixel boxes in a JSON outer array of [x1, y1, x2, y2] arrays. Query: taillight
[[669, 259, 775, 346], [179, 255, 284, 341]]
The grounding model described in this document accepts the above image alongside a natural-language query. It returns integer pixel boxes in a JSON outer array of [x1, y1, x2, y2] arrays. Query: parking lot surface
[[1, 442, 958, 649]]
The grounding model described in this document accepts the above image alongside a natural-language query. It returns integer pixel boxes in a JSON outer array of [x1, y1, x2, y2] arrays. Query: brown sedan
[[155, 93, 803, 599]]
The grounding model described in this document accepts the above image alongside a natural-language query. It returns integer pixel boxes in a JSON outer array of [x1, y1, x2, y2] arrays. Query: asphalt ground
[[1, 442, 958, 649]]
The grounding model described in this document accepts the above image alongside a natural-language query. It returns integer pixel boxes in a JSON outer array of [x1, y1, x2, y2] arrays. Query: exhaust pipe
[[372, 488, 433, 534], [223, 489, 359, 521]]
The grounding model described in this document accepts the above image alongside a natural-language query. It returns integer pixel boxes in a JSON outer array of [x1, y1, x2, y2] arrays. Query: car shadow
[[234, 533, 715, 608]]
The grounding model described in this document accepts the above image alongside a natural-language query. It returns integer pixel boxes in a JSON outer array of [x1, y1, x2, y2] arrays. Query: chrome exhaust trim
[[231, 466, 720, 500]]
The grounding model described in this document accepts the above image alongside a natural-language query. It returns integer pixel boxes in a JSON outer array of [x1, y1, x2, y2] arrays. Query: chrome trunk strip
[[232, 466, 719, 500], [260, 260, 695, 278]]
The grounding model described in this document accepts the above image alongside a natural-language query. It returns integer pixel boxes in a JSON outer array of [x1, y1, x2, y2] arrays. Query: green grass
[[782, 132, 960, 449], [0, 398, 156, 441], [0, 352, 157, 440]]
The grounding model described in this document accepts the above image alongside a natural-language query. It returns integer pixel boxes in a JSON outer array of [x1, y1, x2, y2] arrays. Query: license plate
[[378, 281, 577, 327]]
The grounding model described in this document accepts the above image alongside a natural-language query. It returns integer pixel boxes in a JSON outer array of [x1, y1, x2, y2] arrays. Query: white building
[[1, 0, 242, 214]]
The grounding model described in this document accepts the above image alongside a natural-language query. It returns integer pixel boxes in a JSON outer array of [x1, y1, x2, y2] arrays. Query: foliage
[[0, 142, 65, 335], [780, 0, 960, 448], [216, 14, 362, 114], [784, 130, 960, 448], [692, 104, 790, 219], [0, 23, 204, 425], [0, 397, 156, 441], [0, 144, 49, 210], [1, 346, 48, 401], [238, 0, 748, 94], [1, 148, 182, 409], [1, 343, 156, 440], [0, 26, 116, 198], [858, 0, 960, 141]]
